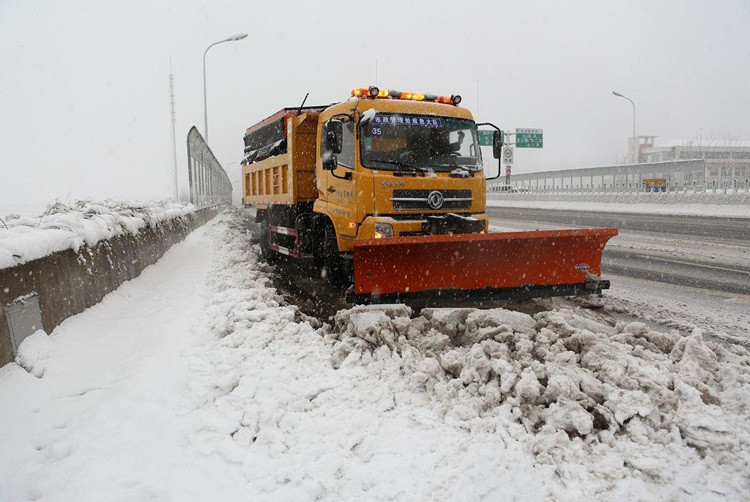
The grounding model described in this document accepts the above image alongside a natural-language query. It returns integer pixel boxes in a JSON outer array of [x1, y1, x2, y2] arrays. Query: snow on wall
[[0, 200, 196, 270]]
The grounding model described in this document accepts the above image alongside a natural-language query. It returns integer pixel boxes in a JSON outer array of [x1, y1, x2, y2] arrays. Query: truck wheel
[[312, 219, 326, 267], [322, 224, 348, 288]]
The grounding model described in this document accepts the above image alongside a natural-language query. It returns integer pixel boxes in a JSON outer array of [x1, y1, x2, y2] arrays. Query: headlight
[[374, 223, 394, 239]]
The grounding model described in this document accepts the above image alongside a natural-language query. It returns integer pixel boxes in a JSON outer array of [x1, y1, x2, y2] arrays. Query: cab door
[[322, 119, 358, 241]]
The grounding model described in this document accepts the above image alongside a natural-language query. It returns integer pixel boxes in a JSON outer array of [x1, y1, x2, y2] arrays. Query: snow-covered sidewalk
[[0, 211, 245, 499], [2, 209, 749, 500]]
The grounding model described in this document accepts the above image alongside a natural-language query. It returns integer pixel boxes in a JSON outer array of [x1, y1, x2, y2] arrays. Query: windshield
[[359, 114, 483, 172]]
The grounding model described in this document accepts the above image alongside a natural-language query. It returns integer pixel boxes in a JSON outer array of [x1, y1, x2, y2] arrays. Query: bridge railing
[[488, 179, 750, 195], [488, 159, 750, 195], [187, 126, 232, 207]]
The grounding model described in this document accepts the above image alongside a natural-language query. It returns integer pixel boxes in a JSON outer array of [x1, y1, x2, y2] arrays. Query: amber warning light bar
[[351, 86, 462, 106]]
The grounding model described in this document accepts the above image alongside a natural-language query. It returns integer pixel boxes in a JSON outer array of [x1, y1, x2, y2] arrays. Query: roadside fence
[[187, 126, 232, 207], [488, 159, 750, 196], [488, 179, 750, 195]]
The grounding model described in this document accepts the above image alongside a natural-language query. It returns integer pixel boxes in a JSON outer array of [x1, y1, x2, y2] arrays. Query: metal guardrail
[[488, 179, 750, 195], [488, 159, 750, 194], [187, 126, 232, 207]]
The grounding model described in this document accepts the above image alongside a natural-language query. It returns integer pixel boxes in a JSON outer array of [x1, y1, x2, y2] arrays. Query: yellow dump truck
[[242, 86, 617, 303]]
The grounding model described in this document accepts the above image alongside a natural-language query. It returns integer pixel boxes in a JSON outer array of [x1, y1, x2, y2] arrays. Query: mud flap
[[351, 228, 618, 302]]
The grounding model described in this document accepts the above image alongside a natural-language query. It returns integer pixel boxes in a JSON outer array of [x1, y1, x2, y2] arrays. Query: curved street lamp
[[203, 33, 248, 143], [612, 91, 637, 164]]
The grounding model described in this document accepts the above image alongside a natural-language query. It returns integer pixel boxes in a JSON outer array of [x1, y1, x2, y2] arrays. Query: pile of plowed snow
[[139, 209, 749, 499], [329, 304, 750, 494]]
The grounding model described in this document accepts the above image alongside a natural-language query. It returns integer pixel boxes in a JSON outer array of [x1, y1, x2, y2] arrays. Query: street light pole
[[203, 33, 248, 143], [612, 91, 636, 164]]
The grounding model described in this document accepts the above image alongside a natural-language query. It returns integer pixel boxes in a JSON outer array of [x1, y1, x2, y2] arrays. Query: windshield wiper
[[371, 159, 428, 176]]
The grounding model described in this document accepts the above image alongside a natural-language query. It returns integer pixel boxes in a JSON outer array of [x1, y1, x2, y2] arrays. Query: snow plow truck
[[241, 86, 617, 304]]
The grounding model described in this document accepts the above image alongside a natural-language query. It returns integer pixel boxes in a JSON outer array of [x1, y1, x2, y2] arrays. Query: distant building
[[630, 135, 657, 164], [640, 139, 750, 185]]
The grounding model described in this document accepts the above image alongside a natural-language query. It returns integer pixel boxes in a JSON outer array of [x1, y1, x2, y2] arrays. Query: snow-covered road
[[2, 209, 749, 500], [488, 207, 750, 269], [488, 208, 750, 295]]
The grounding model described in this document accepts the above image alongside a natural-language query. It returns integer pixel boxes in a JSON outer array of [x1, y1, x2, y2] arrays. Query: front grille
[[384, 212, 474, 221], [391, 189, 472, 211]]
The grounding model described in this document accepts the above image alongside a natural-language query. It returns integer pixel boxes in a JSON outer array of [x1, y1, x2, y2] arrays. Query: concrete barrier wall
[[0, 205, 226, 366]]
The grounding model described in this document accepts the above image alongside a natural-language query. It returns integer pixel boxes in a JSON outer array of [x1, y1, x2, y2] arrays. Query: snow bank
[[487, 192, 750, 218], [183, 211, 750, 498], [0, 199, 195, 269], [329, 304, 750, 497], [14, 330, 53, 378], [177, 211, 566, 500]]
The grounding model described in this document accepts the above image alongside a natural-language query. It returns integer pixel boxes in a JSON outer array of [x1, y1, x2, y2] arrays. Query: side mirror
[[325, 120, 343, 154], [486, 159, 501, 180], [492, 130, 503, 159]]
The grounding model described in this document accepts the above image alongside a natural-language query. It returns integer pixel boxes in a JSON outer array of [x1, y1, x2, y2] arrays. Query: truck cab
[[314, 92, 490, 255]]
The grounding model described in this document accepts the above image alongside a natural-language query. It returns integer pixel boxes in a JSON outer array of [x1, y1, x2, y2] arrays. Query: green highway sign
[[478, 130, 494, 146], [516, 128, 543, 148]]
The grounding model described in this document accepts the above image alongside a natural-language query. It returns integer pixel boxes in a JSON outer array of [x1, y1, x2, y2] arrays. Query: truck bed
[[242, 111, 321, 207]]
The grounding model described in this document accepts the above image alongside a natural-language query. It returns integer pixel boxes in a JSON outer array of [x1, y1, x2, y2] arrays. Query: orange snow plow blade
[[350, 228, 618, 304]]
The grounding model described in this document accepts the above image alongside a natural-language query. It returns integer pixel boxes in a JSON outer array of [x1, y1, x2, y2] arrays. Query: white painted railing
[[488, 179, 750, 195]]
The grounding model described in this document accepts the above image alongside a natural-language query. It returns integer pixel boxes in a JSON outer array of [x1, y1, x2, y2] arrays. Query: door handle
[[327, 186, 336, 193]]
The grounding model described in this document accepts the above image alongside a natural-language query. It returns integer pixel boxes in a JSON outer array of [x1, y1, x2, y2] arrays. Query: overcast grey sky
[[1, 0, 749, 212]]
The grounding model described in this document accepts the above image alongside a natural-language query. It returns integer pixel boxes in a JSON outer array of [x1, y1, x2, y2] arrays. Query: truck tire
[[322, 224, 348, 288], [312, 218, 326, 267]]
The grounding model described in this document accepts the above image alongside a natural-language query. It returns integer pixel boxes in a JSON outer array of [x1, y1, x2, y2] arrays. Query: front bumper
[[357, 213, 489, 239]]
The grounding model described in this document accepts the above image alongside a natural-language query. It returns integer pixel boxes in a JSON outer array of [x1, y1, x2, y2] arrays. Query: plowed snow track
[[252, 210, 750, 499]]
